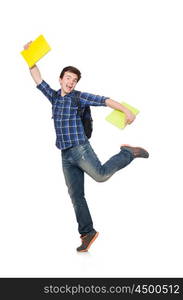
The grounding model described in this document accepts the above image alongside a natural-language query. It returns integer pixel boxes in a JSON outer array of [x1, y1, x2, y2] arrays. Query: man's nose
[[68, 79, 73, 85]]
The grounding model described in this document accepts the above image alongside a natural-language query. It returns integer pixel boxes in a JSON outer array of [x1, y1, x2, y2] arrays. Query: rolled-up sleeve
[[36, 80, 56, 104], [79, 92, 109, 107]]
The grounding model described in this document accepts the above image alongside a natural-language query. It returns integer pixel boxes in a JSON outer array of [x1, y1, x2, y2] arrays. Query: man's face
[[59, 71, 78, 96]]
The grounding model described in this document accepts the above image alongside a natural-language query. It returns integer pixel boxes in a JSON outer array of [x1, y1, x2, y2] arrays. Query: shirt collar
[[56, 89, 76, 97]]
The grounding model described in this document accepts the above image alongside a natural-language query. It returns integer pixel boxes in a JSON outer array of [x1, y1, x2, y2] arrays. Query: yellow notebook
[[105, 102, 140, 129], [20, 35, 51, 67]]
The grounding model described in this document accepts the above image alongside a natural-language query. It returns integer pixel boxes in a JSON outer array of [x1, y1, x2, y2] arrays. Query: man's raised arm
[[23, 41, 43, 85], [29, 64, 43, 85]]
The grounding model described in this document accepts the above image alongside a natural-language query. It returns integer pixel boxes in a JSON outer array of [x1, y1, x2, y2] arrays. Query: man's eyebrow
[[66, 75, 77, 80]]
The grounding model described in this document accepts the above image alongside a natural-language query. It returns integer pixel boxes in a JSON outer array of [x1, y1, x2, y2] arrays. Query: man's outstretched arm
[[24, 42, 56, 104], [105, 98, 136, 124], [29, 64, 43, 85], [23, 41, 43, 85]]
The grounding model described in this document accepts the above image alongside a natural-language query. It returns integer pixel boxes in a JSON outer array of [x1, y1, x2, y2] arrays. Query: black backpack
[[74, 91, 93, 139]]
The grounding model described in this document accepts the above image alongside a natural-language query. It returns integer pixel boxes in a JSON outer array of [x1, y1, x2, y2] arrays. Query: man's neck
[[61, 90, 67, 97]]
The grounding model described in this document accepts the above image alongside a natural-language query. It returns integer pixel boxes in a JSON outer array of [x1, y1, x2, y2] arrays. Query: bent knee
[[93, 174, 111, 182]]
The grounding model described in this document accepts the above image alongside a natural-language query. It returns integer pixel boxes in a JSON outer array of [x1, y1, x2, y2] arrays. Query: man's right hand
[[23, 41, 32, 50]]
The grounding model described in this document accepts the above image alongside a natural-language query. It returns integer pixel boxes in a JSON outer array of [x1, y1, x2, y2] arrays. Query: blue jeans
[[61, 140, 134, 235]]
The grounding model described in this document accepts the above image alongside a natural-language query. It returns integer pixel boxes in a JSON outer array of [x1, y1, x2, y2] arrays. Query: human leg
[[62, 153, 95, 236], [61, 141, 149, 251], [72, 141, 135, 182]]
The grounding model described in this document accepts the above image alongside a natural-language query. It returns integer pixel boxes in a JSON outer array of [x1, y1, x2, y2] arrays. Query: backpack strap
[[51, 90, 58, 119], [73, 91, 93, 139], [52, 90, 57, 102], [74, 90, 83, 117]]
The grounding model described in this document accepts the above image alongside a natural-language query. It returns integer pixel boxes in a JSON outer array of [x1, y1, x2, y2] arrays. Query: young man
[[24, 42, 149, 252]]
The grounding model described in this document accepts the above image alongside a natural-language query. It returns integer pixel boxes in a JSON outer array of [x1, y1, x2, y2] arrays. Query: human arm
[[105, 98, 136, 124], [23, 41, 56, 103], [29, 64, 43, 85], [79, 91, 136, 125], [23, 41, 43, 85]]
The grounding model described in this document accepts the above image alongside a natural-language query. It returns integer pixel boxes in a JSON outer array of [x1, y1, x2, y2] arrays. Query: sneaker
[[76, 230, 99, 252], [120, 144, 149, 158]]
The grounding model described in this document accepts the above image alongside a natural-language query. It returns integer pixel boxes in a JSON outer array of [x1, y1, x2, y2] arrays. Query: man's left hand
[[125, 111, 136, 125]]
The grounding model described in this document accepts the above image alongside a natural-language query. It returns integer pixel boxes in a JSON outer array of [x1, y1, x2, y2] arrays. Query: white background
[[0, 0, 183, 277]]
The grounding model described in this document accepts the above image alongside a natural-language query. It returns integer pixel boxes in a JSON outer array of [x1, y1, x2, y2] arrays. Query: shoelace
[[80, 235, 90, 245]]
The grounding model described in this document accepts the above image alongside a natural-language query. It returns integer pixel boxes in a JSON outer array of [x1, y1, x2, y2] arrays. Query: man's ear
[[59, 78, 62, 85]]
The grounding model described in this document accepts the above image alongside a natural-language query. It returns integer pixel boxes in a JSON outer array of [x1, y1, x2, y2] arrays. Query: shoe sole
[[77, 232, 99, 252]]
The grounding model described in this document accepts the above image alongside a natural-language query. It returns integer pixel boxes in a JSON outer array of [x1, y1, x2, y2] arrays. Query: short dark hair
[[60, 66, 81, 82]]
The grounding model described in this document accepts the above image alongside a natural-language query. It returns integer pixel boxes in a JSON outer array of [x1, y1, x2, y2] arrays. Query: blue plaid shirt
[[36, 80, 108, 150]]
